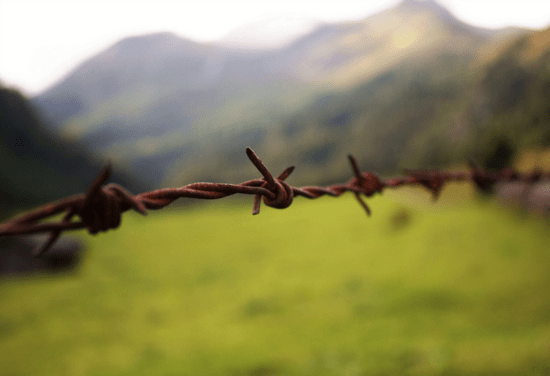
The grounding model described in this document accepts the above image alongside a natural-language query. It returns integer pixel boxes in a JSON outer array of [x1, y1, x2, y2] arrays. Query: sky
[[1, 0, 549, 96]]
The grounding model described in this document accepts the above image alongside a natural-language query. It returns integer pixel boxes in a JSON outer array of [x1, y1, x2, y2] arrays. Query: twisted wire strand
[[0, 147, 548, 256]]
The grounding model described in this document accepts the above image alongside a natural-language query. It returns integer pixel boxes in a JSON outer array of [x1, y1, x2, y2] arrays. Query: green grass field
[[1, 189, 550, 376]]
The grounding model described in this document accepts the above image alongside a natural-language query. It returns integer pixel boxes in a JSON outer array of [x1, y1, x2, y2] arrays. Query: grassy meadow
[[1, 185, 550, 376]]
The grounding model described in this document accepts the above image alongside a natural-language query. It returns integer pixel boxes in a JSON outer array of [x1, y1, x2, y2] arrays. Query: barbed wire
[[0, 147, 548, 257]]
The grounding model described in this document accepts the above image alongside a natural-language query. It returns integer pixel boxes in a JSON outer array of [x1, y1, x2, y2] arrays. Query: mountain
[[0, 85, 151, 222], [31, 0, 535, 189], [210, 24, 549, 187], [33, 32, 321, 173], [270, 0, 526, 87]]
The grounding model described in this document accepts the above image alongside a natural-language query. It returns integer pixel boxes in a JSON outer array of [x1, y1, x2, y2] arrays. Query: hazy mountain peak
[[105, 31, 205, 58], [396, 0, 455, 19], [218, 15, 322, 49], [116, 31, 182, 46]]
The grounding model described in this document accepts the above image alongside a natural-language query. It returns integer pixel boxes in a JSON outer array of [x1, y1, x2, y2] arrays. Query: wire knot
[[347, 155, 384, 197], [78, 186, 124, 234], [30, 164, 146, 257], [354, 172, 384, 197], [76, 166, 148, 235], [246, 147, 295, 215], [260, 178, 294, 210], [346, 155, 384, 216], [405, 170, 445, 200]]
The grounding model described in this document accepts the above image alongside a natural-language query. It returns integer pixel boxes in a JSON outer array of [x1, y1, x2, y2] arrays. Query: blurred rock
[[390, 208, 412, 230], [494, 181, 550, 217], [0, 234, 85, 275]]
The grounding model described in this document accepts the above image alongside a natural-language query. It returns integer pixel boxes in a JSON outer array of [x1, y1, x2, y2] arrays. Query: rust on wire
[[0, 147, 548, 256]]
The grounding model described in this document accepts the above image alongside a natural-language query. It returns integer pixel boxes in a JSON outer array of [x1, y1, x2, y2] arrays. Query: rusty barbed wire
[[0, 147, 548, 257]]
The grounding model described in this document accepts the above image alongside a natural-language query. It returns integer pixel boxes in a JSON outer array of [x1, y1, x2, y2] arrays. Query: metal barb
[[347, 155, 372, 215], [246, 147, 276, 189]]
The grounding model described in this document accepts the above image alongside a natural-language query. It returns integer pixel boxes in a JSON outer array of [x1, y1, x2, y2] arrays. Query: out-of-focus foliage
[[0, 86, 151, 221], [458, 32, 550, 170]]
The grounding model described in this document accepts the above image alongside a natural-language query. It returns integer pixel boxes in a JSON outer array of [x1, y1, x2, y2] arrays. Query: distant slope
[[164, 25, 550, 188], [406, 26, 550, 169], [0, 86, 151, 222], [34, 32, 316, 138], [274, 0, 527, 88], [32, 31, 321, 186]]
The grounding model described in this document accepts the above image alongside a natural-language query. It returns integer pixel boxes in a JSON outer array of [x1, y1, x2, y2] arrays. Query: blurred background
[[1, 0, 550, 374]]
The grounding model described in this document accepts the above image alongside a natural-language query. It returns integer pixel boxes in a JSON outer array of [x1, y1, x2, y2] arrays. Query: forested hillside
[[0, 86, 150, 222], [164, 26, 550, 187], [407, 27, 550, 170]]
